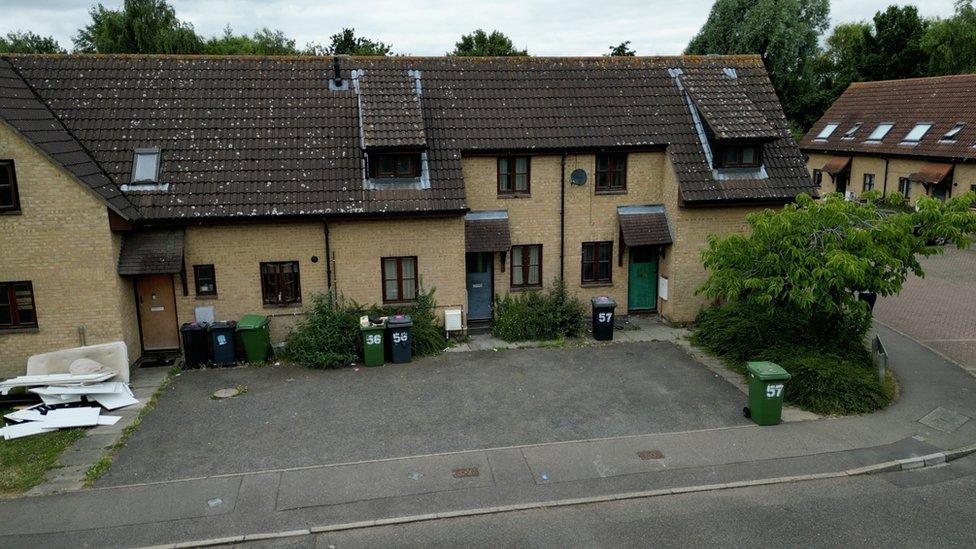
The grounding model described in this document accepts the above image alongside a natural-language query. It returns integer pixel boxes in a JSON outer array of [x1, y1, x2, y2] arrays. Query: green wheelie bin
[[237, 314, 271, 363], [743, 361, 791, 426], [360, 315, 387, 367]]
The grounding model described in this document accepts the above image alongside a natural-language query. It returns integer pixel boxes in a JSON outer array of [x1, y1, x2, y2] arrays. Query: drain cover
[[637, 450, 664, 460], [919, 407, 970, 433], [452, 467, 480, 478]]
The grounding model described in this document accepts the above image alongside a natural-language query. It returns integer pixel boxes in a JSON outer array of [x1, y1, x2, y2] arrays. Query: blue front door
[[466, 252, 493, 320]]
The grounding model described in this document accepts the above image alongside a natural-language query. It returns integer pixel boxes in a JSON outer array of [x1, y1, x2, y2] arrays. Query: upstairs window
[[842, 123, 863, 139], [716, 144, 760, 169], [497, 156, 530, 195], [260, 261, 301, 306], [131, 148, 161, 183], [0, 160, 20, 213], [902, 124, 933, 143], [815, 123, 839, 140], [0, 281, 37, 330], [942, 123, 965, 141], [595, 154, 627, 193], [866, 123, 894, 142], [369, 153, 421, 179]]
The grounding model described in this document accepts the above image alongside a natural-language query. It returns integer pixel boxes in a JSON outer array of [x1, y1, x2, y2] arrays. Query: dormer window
[[902, 123, 933, 144], [815, 123, 839, 140], [942, 123, 965, 141], [369, 152, 422, 179], [866, 123, 894, 142], [715, 144, 761, 169], [131, 148, 161, 183], [842, 123, 862, 139]]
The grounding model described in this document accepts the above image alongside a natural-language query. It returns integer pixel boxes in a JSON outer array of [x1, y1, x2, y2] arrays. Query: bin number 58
[[393, 332, 409, 344], [765, 384, 784, 398], [366, 334, 383, 345], [598, 312, 613, 323]]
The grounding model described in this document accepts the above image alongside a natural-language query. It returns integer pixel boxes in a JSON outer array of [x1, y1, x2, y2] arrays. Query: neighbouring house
[[0, 54, 814, 375], [801, 74, 976, 204]]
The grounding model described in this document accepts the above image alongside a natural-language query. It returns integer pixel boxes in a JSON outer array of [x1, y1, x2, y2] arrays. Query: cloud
[[0, 0, 958, 55]]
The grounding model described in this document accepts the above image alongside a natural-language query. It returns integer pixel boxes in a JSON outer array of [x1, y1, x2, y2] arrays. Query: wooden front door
[[136, 274, 180, 350]]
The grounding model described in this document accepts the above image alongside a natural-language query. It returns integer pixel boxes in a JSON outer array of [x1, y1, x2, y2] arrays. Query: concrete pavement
[[1, 322, 975, 547]]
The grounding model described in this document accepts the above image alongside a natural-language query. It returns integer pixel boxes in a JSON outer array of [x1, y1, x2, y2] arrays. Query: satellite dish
[[570, 168, 587, 186]]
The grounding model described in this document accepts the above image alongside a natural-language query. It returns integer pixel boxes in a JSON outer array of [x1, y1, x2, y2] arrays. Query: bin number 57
[[765, 384, 784, 398], [598, 312, 613, 323], [366, 334, 383, 345]]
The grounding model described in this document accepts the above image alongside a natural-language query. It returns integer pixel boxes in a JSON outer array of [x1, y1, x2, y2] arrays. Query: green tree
[[305, 28, 391, 56], [607, 41, 636, 56], [0, 31, 66, 54], [684, 0, 830, 132], [924, 0, 976, 75], [450, 29, 527, 56], [698, 192, 976, 333], [73, 0, 203, 54], [203, 27, 300, 56], [860, 5, 929, 81]]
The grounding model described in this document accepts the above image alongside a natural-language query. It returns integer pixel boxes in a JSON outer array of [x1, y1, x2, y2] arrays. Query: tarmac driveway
[[97, 341, 750, 486]]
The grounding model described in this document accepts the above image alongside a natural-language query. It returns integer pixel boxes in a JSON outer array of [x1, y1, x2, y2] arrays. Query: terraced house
[[0, 54, 814, 375], [802, 74, 976, 203]]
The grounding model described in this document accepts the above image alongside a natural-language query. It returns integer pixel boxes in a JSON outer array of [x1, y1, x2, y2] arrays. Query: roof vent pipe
[[329, 56, 349, 91]]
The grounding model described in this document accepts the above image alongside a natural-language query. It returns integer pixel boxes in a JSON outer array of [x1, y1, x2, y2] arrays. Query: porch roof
[[618, 205, 673, 248], [464, 210, 511, 253], [908, 162, 954, 184], [117, 229, 185, 275], [820, 156, 852, 176]]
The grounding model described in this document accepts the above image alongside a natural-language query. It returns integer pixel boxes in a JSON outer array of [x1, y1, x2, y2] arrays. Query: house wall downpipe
[[560, 153, 566, 281], [882, 157, 890, 197], [324, 222, 334, 305]]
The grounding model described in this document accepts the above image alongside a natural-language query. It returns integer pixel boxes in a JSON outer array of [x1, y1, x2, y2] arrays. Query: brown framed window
[[0, 281, 37, 329], [193, 264, 217, 296], [863, 174, 875, 192], [497, 156, 530, 195], [382, 256, 418, 303], [717, 145, 760, 168], [581, 242, 613, 284], [260, 261, 301, 306], [511, 245, 542, 288], [812, 169, 823, 187], [899, 177, 912, 197], [369, 153, 421, 179], [0, 160, 20, 213], [596, 154, 627, 192]]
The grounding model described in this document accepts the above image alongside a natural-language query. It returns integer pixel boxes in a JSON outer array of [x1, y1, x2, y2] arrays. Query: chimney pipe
[[332, 56, 342, 87]]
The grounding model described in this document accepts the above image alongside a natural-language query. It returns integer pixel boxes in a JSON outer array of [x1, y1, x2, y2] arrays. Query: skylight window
[[815, 123, 839, 140], [902, 123, 933, 143], [131, 148, 161, 183], [866, 123, 894, 142], [942, 123, 965, 141], [842, 123, 862, 139]]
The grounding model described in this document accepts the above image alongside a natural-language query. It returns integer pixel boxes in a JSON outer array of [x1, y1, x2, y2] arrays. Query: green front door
[[628, 247, 658, 311]]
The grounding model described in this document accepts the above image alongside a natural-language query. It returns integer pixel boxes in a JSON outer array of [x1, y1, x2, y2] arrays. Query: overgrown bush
[[492, 279, 585, 342], [692, 301, 895, 415], [282, 286, 447, 368]]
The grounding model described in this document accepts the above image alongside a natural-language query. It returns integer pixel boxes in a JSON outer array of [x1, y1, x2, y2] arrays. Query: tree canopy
[[74, 0, 203, 54], [450, 30, 527, 56], [202, 27, 300, 56], [607, 41, 636, 56], [316, 28, 392, 56], [924, 0, 976, 75], [0, 31, 66, 54]]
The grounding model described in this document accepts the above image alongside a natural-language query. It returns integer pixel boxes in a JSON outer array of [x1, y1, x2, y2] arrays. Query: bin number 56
[[598, 312, 613, 323], [366, 334, 383, 345], [765, 384, 784, 398], [393, 332, 409, 344]]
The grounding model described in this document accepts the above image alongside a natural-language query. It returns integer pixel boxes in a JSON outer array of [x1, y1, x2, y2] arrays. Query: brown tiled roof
[[0, 54, 813, 220], [117, 229, 185, 275], [356, 68, 426, 149], [909, 162, 953, 184], [465, 211, 511, 252], [681, 69, 778, 141], [0, 58, 141, 220], [801, 74, 976, 162], [618, 205, 673, 247], [820, 156, 851, 175]]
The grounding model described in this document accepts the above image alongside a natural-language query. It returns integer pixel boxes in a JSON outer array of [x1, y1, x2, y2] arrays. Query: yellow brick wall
[[806, 153, 973, 203], [0, 121, 139, 377]]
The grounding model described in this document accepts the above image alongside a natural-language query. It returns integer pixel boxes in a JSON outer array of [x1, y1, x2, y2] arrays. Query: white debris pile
[[0, 368, 139, 440]]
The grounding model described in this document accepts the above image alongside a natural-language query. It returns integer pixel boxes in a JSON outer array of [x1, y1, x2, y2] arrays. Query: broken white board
[[0, 371, 116, 394], [91, 385, 138, 410], [40, 394, 82, 405], [31, 382, 126, 396], [37, 407, 100, 428], [96, 415, 122, 426], [0, 422, 55, 440], [4, 408, 47, 422]]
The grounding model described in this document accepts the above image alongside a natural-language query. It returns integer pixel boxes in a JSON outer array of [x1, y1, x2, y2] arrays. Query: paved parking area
[[874, 245, 976, 371], [96, 341, 750, 486]]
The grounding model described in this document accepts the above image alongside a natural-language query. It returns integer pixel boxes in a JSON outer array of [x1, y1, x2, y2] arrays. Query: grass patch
[[82, 365, 181, 486], [691, 302, 896, 416], [0, 420, 85, 496]]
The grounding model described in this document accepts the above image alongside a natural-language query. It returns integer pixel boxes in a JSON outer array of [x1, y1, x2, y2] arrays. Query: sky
[[0, 0, 960, 56]]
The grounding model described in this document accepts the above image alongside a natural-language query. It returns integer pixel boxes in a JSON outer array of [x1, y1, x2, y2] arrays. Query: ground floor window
[[0, 281, 37, 329], [260, 261, 301, 305], [899, 177, 912, 197], [582, 242, 613, 284], [382, 256, 418, 303], [863, 173, 875, 192], [511, 245, 542, 288], [812, 169, 823, 187], [193, 264, 217, 296]]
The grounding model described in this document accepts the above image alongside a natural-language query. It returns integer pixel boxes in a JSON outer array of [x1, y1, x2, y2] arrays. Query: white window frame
[[866, 123, 894, 143], [122, 147, 167, 191], [815, 123, 839, 140], [842, 123, 862, 139], [941, 123, 965, 142], [902, 123, 933, 144]]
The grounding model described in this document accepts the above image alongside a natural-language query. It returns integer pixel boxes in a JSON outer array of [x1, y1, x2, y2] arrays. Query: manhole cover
[[212, 388, 239, 399], [919, 407, 970, 433], [452, 467, 480, 478], [637, 450, 664, 460]]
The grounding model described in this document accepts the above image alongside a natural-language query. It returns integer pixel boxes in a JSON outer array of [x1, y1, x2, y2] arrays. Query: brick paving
[[874, 245, 976, 371]]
